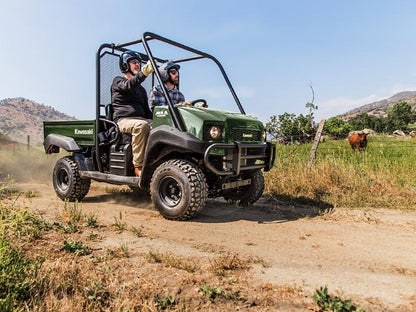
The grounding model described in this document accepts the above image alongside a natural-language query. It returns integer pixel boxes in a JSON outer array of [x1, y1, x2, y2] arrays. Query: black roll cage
[[94, 32, 245, 172]]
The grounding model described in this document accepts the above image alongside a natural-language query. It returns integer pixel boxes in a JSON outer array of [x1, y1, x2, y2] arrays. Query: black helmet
[[159, 61, 180, 82], [119, 50, 141, 73]]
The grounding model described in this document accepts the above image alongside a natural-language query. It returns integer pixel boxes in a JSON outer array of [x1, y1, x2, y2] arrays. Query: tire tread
[[150, 159, 207, 220]]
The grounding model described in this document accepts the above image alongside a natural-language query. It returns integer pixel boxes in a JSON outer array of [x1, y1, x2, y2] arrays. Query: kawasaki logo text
[[75, 129, 94, 135]]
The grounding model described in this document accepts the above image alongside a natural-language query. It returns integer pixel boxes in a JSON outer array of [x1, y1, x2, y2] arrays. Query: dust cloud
[[0, 147, 58, 184]]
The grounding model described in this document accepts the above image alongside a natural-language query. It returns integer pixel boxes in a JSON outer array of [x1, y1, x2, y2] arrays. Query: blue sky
[[1, 0, 416, 123]]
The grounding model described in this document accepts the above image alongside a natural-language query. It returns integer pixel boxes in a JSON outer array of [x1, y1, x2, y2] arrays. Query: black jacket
[[111, 72, 153, 122]]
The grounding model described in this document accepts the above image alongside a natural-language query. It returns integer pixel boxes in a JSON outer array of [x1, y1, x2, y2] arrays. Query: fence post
[[307, 119, 325, 168], [27, 135, 30, 150]]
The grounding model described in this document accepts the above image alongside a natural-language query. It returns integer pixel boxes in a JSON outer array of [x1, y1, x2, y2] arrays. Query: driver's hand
[[197, 102, 208, 108], [141, 61, 154, 76], [178, 101, 192, 106]]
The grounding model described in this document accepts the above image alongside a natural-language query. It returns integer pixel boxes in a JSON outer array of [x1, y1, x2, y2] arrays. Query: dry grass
[[209, 253, 251, 277], [145, 250, 198, 273]]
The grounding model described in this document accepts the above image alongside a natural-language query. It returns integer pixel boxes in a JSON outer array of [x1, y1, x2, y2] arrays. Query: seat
[[98, 104, 119, 145], [105, 103, 114, 120], [101, 103, 131, 145]]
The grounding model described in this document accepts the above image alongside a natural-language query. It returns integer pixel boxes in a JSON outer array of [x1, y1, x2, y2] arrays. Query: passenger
[[111, 51, 154, 178], [149, 61, 193, 111]]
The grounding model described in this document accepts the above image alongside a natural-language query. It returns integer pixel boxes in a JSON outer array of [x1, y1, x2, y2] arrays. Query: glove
[[141, 60, 154, 76], [197, 102, 208, 108]]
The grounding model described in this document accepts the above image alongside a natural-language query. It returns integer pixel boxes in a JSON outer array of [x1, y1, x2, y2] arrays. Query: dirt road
[[17, 181, 416, 311]]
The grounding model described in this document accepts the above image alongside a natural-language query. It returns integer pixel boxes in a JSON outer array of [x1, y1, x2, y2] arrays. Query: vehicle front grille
[[230, 128, 262, 142]]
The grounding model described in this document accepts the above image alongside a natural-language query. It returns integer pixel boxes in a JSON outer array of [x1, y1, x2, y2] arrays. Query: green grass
[[265, 135, 416, 210], [155, 293, 176, 310], [0, 238, 41, 311], [111, 211, 127, 232], [313, 286, 365, 311], [62, 239, 91, 255], [0, 182, 47, 311]]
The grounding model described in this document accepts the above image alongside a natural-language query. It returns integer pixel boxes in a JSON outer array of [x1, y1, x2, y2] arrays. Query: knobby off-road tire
[[150, 159, 208, 220], [53, 156, 91, 202], [223, 169, 264, 206]]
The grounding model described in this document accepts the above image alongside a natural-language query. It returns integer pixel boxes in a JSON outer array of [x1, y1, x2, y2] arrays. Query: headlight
[[208, 125, 222, 140]]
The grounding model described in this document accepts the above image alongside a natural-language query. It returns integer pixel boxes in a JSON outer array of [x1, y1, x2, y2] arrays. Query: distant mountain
[[0, 97, 77, 145], [341, 91, 416, 119]]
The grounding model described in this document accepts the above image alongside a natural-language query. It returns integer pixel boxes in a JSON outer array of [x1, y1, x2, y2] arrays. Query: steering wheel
[[190, 99, 207, 107]]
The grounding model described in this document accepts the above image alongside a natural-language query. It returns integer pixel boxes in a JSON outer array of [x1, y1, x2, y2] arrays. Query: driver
[[149, 61, 205, 111], [111, 51, 154, 178]]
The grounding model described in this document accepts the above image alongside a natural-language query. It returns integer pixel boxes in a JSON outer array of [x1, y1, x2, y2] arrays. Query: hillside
[[341, 91, 416, 119], [0, 97, 77, 145]]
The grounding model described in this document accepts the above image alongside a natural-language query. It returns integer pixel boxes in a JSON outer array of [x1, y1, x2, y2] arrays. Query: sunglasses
[[130, 59, 141, 64], [169, 70, 179, 75]]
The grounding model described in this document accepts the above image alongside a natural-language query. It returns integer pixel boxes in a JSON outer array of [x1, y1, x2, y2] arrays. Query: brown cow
[[348, 132, 368, 151]]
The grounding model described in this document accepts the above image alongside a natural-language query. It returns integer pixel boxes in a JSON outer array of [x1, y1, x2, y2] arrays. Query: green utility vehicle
[[43, 32, 276, 220]]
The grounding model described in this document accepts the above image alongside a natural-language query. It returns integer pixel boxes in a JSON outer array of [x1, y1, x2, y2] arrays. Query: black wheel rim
[[159, 176, 182, 208], [56, 167, 69, 191]]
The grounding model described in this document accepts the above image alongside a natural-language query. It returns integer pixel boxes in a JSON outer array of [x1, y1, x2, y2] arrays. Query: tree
[[296, 113, 314, 137], [265, 115, 279, 140], [277, 112, 300, 139], [266, 113, 315, 144], [348, 113, 374, 130], [348, 113, 386, 133], [385, 102, 415, 132], [372, 117, 388, 133], [324, 117, 352, 138], [347, 102, 416, 134]]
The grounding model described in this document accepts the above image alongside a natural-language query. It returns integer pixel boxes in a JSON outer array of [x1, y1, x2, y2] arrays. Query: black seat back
[[102, 103, 132, 145], [105, 104, 114, 120]]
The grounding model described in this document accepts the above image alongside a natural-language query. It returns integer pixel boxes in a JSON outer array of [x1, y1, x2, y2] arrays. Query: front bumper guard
[[203, 142, 276, 177]]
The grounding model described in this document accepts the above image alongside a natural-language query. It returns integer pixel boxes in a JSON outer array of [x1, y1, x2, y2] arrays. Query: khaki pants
[[117, 117, 152, 168]]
